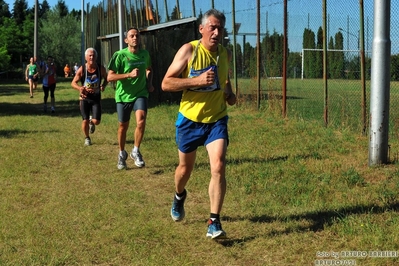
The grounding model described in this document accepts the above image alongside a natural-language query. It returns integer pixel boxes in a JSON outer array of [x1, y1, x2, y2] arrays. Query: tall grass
[[1, 79, 399, 265]]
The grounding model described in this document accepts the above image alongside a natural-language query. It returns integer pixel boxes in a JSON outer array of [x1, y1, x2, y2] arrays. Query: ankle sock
[[210, 213, 220, 222], [175, 189, 186, 200]]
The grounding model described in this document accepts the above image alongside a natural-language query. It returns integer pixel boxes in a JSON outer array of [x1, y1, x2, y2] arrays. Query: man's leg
[[134, 109, 146, 149], [205, 138, 228, 239], [206, 139, 227, 215], [171, 150, 196, 222]]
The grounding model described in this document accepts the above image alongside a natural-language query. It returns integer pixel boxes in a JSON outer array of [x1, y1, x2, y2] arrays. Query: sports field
[[1, 79, 399, 265]]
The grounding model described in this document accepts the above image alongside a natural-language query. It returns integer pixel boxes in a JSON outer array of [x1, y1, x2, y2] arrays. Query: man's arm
[[146, 66, 154, 92], [100, 66, 108, 91], [71, 66, 87, 97], [161, 43, 216, 92]]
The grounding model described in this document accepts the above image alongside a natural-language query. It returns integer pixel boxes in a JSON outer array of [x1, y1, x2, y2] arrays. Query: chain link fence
[[85, 0, 399, 139]]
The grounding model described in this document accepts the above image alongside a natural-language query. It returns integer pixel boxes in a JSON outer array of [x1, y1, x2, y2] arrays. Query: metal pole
[[232, 0, 238, 96], [369, 0, 391, 165], [359, 0, 367, 135], [164, 0, 169, 21], [81, 0, 85, 66], [118, 0, 124, 49], [323, 0, 328, 126], [242, 35, 245, 78], [256, 0, 260, 110], [34, 0, 38, 58], [282, 0, 287, 117]]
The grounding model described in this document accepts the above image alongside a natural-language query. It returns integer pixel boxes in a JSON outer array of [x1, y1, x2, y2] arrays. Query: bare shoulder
[[175, 43, 194, 60]]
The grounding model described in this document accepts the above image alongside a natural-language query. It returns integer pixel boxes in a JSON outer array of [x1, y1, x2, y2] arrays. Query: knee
[[92, 119, 100, 125], [137, 118, 146, 129], [177, 164, 194, 178]]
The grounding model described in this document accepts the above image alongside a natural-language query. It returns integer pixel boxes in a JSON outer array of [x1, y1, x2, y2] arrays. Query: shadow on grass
[[0, 129, 61, 138], [0, 97, 118, 117], [218, 203, 399, 247]]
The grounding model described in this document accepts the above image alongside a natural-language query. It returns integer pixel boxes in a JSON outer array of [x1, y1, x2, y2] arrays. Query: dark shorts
[[175, 113, 229, 153], [43, 83, 56, 95], [80, 99, 101, 121], [116, 97, 148, 123], [28, 75, 38, 82]]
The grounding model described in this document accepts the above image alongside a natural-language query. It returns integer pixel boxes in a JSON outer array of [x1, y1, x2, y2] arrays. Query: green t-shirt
[[28, 64, 38, 76], [107, 48, 151, 103]]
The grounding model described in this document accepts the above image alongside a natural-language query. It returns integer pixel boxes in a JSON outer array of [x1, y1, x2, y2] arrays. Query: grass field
[[1, 79, 399, 265]]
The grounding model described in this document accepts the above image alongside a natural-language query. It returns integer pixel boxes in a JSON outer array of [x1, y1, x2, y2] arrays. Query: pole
[[34, 0, 38, 58], [323, 0, 328, 126], [359, 0, 367, 135], [118, 0, 124, 49], [282, 0, 287, 117], [81, 0, 85, 66], [369, 0, 391, 165], [232, 0, 238, 96], [256, 0, 260, 110]]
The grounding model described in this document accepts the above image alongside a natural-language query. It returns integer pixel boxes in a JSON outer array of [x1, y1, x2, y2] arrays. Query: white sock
[[133, 146, 139, 153]]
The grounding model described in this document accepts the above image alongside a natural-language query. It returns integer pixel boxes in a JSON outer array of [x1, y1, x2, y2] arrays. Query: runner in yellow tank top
[[162, 9, 236, 240]]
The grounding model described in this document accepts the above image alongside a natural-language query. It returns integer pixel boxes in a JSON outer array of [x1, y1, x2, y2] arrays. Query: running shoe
[[206, 219, 227, 239], [170, 193, 186, 222], [84, 137, 91, 146], [89, 116, 95, 134], [117, 150, 128, 170], [130, 150, 145, 167]]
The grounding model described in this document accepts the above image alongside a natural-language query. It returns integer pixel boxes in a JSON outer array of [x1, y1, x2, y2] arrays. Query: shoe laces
[[172, 197, 184, 211], [134, 151, 143, 160], [208, 219, 222, 230]]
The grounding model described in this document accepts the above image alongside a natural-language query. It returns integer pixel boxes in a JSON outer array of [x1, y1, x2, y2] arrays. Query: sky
[[3, 0, 397, 54]]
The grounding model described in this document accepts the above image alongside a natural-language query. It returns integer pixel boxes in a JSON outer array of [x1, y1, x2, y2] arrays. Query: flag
[[145, 0, 155, 23]]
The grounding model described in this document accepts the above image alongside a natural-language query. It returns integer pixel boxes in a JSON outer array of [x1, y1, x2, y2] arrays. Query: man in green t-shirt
[[107, 27, 154, 170]]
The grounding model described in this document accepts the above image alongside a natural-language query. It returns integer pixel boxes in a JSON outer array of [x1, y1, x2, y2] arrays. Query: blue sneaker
[[170, 193, 186, 222], [206, 219, 227, 239]]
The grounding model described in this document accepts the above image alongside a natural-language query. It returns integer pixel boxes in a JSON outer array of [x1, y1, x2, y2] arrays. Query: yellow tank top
[[179, 40, 229, 123]]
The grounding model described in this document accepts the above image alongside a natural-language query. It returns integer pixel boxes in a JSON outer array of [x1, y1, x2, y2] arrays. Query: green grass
[[1, 79, 399, 265]]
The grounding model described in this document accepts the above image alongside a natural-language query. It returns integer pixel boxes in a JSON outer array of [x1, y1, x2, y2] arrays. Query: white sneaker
[[84, 137, 91, 146], [89, 116, 95, 134], [130, 150, 145, 168], [117, 150, 128, 170]]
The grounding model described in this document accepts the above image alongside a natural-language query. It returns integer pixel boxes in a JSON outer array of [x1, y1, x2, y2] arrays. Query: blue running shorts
[[175, 113, 229, 153]]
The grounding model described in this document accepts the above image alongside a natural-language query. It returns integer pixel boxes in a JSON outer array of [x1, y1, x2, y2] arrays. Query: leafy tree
[[303, 28, 316, 78], [315, 27, 323, 78], [39, 0, 51, 18], [171, 5, 180, 20], [0, 16, 32, 67], [13, 0, 29, 25], [0, 45, 11, 70], [55, 0, 68, 17], [331, 31, 345, 79], [39, 8, 80, 75], [287, 52, 301, 79], [0, 0, 11, 24], [327, 36, 335, 78]]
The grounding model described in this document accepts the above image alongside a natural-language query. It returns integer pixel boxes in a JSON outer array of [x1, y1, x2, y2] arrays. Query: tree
[[13, 0, 29, 25], [287, 52, 301, 79], [55, 0, 68, 17], [39, 9, 80, 74], [315, 27, 323, 78], [333, 31, 345, 79], [0, 45, 11, 70], [0, 0, 11, 24], [39, 0, 51, 18], [303, 28, 316, 78]]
